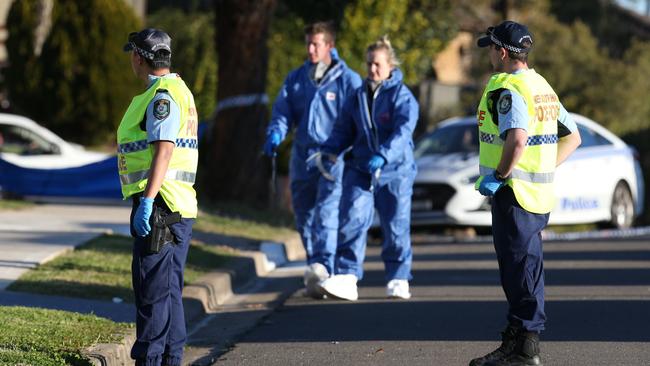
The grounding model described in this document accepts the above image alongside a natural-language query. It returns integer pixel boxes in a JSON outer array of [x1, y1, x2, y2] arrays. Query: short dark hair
[[304, 21, 336, 43], [495, 41, 531, 63], [145, 50, 171, 69]]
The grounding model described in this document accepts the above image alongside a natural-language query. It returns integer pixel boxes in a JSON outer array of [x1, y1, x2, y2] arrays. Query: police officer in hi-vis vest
[[470, 21, 581, 366], [119, 28, 198, 366]]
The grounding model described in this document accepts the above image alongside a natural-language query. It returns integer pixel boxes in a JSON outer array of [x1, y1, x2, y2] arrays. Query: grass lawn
[[8, 234, 232, 303], [195, 202, 295, 242], [8, 204, 296, 303], [0, 306, 132, 366], [545, 223, 598, 233], [0, 198, 34, 210], [3, 204, 297, 364]]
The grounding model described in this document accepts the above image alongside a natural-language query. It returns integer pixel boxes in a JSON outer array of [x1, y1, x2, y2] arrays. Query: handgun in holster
[[147, 205, 182, 254]]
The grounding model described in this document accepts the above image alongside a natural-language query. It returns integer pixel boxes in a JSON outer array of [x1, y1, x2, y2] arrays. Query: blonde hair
[[366, 35, 400, 67]]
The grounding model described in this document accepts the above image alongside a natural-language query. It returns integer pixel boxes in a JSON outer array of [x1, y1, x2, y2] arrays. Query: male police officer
[[263, 21, 361, 297], [470, 21, 581, 366], [119, 28, 198, 366]]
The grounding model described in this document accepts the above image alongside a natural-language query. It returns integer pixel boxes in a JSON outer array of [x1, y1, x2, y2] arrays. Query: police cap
[[123, 28, 172, 61], [477, 20, 533, 54]]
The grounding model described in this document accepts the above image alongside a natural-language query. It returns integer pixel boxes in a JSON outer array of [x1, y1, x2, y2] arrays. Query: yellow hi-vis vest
[[475, 69, 560, 214], [117, 75, 199, 218]]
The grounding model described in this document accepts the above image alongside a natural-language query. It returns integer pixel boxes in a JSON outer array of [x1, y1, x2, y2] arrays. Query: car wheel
[[609, 182, 634, 229]]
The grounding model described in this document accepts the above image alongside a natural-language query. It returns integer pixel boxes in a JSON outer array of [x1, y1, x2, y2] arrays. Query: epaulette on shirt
[[139, 89, 170, 131]]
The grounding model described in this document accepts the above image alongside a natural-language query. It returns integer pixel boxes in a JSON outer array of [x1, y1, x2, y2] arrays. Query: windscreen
[[414, 124, 478, 158]]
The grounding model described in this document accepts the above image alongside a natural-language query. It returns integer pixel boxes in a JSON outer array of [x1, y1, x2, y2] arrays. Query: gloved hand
[[133, 197, 154, 237], [366, 154, 386, 174], [477, 173, 504, 196], [263, 132, 281, 157]]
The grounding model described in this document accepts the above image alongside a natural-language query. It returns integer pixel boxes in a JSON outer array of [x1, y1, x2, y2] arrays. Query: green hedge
[[5, 0, 141, 145]]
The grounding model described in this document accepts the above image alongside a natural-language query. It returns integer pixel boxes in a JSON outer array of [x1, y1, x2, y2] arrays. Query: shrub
[[4, 0, 141, 144]]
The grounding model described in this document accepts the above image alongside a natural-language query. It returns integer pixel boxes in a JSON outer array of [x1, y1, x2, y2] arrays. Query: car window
[[0, 124, 60, 155], [415, 124, 478, 158], [576, 124, 612, 149]]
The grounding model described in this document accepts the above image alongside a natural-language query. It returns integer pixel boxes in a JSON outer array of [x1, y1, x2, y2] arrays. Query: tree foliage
[[148, 9, 217, 121], [148, 0, 213, 13], [548, 0, 649, 58], [4, 0, 141, 144], [466, 10, 650, 136], [336, 0, 458, 84], [266, 0, 458, 95], [266, 10, 306, 107], [526, 13, 650, 135], [276, 0, 347, 25]]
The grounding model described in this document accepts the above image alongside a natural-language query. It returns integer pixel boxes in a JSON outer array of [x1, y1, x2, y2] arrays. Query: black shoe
[[485, 331, 542, 366], [469, 324, 520, 366]]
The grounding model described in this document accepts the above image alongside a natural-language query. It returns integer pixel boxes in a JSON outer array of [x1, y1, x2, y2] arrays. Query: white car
[[0, 113, 109, 169], [412, 114, 645, 229]]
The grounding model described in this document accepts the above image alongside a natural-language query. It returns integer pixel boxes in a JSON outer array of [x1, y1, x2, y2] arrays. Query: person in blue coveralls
[[469, 21, 581, 366], [316, 35, 418, 301], [119, 28, 199, 366], [263, 21, 362, 298]]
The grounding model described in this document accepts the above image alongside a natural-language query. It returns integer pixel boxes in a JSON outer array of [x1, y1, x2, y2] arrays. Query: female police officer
[[119, 28, 198, 366]]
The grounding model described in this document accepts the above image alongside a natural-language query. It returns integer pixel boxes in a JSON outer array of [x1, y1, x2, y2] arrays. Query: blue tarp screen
[[0, 156, 122, 198]]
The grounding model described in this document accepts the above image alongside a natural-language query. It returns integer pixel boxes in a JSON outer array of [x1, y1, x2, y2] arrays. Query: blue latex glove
[[478, 174, 504, 196], [134, 197, 154, 237], [366, 154, 386, 173], [263, 132, 281, 157]]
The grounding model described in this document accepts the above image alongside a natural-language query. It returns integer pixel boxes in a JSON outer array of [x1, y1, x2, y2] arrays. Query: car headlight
[[462, 175, 481, 184]]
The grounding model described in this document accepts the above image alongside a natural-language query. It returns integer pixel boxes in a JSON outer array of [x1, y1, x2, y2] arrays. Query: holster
[[146, 204, 182, 254]]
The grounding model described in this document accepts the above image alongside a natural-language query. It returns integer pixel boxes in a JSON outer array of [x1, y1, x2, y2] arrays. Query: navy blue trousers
[[130, 197, 194, 366], [491, 186, 549, 332]]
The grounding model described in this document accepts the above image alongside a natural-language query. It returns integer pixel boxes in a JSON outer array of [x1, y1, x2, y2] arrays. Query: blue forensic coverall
[[491, 80, 577, 332], [322, 68, 418, 281], [266, 49, 362, 274], [130, 74, 195, 366]]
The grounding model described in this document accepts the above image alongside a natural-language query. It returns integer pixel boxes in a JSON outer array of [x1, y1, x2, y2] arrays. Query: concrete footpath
[[0, 202, 306, 366], [0, 203, 132, 289]]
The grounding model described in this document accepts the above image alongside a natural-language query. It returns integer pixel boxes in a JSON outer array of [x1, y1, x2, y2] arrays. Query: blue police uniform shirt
[[145, 74, 181, 144], [497, 69, 577, 139]]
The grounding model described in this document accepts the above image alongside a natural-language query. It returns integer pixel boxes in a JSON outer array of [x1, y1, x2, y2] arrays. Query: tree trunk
[[200, 0, 277, 205]]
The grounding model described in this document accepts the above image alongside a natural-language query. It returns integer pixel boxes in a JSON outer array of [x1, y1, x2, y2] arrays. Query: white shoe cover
[[318, 274, 358, 301], [303, 262, 329, 299], [386, 279, 411, 299]]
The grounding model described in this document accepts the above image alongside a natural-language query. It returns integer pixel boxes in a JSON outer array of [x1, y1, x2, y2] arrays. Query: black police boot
[[468, 324, 519, 366], [484, 331, 542, 366]]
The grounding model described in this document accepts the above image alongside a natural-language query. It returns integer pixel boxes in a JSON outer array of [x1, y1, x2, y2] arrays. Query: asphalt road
[[208, 234, 650, 366]]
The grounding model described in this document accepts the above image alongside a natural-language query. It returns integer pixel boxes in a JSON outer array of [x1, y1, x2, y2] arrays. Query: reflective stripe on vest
[[119, 169, 197, 186], [479, 165, 554, 184], [118, 138, 199, 154], [476, 69, 559, 214], [116, 76, 199, 218], [479, 132, 559, 147]]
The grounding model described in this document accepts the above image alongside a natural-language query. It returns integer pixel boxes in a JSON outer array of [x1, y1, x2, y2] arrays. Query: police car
[[0, 113, 109, 169], [412, 114, 645, 229]]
